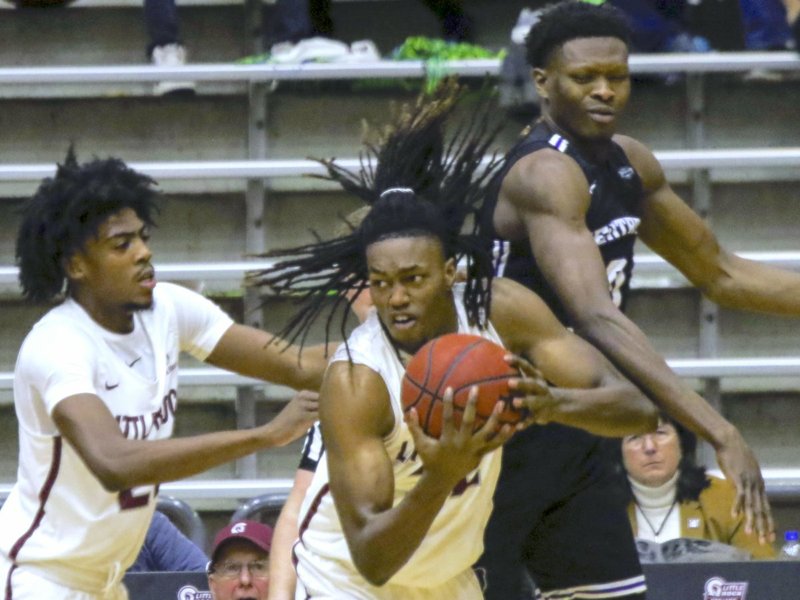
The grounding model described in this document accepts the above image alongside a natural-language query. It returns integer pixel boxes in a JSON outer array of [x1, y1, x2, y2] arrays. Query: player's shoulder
[[613, 134, 660, 173]]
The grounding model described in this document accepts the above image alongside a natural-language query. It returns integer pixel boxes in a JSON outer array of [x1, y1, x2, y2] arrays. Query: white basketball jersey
[[0, 282, 232, 594], [294, 285, 503, 599]]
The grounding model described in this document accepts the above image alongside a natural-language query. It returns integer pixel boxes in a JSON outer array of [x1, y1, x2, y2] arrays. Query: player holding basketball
[[0, 150, 325, 599], [479, 2, 785, 598], [252, 84, 656, 599]]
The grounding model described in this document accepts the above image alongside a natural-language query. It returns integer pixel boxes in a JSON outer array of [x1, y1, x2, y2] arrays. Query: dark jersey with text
[[476, 121, 648, 599], [490, 119, 644, 324]]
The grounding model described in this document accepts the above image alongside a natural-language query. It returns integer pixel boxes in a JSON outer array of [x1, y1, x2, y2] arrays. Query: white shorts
[[1, 555, 129, 600]]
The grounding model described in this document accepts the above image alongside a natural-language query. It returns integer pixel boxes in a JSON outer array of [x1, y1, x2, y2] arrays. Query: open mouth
[[392, 314, 416, 330]]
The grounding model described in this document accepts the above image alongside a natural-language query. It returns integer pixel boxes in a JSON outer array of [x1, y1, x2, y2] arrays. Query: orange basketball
[[401, 333, 526, 438]]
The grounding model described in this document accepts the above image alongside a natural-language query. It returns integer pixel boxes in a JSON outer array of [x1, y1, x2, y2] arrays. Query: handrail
[[4, 357, 800, 392], [4, 251, 800, 287], [0, 52, 797, 85], [1, 148, 799, 183]]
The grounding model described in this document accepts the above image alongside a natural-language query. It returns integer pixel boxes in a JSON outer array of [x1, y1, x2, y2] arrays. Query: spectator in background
[[614, 414, 776, 560], [128, 511, 209, 572], [208, 520, 273, 600], [262, 0, 473, 63], [607, 0, 794, 54], [145, 0, 196, 96]]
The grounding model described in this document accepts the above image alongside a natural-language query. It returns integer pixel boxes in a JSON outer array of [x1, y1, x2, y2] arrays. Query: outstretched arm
[[490, 277, 657, 437], [52, 390, 318, 492], [621, 135, 800, 317], [498, 147, 773, 542], [322, 361, 511, 586], [205, 323, 330, 391]]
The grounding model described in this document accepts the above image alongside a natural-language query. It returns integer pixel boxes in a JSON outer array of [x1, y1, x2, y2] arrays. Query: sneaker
[[151, 44, 196, 97], [269, 37, 350, 64], [342, 39, 382, 63]]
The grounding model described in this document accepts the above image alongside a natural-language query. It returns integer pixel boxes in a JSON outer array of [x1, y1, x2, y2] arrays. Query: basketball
[[401, 333, 526, 438]]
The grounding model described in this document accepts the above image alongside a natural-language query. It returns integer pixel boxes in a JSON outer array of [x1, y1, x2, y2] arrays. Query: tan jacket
[[627, 475, 776, 559]]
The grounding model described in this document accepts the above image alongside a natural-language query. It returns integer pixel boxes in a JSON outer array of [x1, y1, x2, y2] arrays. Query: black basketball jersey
[[489, 120, 644, 324]]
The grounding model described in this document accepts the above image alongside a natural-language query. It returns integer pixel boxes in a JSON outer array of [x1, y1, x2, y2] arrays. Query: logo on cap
[[231, 522, 247, 534]]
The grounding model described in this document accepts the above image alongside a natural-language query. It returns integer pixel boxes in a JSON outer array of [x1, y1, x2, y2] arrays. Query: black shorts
[[477, 424, 646, 599]]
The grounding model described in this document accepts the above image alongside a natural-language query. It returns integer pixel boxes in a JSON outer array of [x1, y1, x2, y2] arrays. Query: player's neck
[[542, 115, 614, 163], [71, 291, 135, 334]]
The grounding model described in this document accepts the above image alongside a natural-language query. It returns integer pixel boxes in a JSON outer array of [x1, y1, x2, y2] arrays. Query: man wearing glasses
[[208, 520, 272, 599]]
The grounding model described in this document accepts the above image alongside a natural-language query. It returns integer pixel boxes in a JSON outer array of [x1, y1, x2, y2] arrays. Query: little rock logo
[[703, 576, 748, 600], [178, 585, 212, 600]]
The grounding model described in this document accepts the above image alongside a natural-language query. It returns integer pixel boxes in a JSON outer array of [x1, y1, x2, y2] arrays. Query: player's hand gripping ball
[[401, 333, 526, 438]]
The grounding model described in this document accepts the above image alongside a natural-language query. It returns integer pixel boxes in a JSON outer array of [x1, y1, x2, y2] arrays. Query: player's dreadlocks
[[249, 81, 504, 349], [525, 1, 631, 69], [16, 147, 160, 303]]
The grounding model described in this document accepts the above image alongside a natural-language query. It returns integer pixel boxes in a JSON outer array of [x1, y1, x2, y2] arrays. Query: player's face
[[66, 208, 156, 333], [208, 541, 270, 600], [535, 37, 630, 141], [366, 235, 457, 355], [621, 421, 682, 488]]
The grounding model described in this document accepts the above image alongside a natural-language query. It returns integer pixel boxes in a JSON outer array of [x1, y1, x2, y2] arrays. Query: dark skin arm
[[53, 389, 318, 491], [496, 145, 774, 543], [620, 134, 800, 316], [321, 361, 512, 586], [490, 277, 657, 437], [205, 323, 330, 391]]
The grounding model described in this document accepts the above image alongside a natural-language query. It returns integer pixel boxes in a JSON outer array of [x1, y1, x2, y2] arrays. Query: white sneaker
[[343, 39, 381, 63], [152, 44, 196, 96], [269, 37, 351, 64]]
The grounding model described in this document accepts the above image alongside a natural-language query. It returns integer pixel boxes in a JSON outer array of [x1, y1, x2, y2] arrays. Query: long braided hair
[[249, 81, 504, 350]]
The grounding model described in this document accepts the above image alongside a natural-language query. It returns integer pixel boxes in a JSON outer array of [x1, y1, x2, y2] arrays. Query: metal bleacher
[[1, 2, 800, 517]]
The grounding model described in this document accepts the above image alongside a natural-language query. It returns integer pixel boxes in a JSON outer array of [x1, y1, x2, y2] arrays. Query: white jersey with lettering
[[0, 282, 232, 595], [294, 285, 503, 599]]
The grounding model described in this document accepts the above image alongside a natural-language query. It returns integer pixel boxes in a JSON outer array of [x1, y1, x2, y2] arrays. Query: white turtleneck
[[629, 471, 681, 543]]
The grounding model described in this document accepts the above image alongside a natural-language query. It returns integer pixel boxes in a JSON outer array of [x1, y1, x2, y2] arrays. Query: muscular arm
[[498, 148, 773, 540], [620, 135, 800, 316], [322, 361, 507, 585], [52, 390, 317, 492], [490, 277, 657, 437], [205, 324, 330, 391]]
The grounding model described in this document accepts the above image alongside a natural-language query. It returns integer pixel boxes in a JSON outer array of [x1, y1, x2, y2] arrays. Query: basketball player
[[252, 85, 656, 599], [479, 2, 786, 598], [0, 151, 325, 599]]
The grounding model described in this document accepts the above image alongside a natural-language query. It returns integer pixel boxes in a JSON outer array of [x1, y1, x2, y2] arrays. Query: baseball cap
[[211, 520, 273, 562]]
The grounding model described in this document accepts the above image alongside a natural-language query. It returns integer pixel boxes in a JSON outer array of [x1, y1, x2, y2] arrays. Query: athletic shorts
[[1, 554, 129, 600], [476, 424, 646, 600]]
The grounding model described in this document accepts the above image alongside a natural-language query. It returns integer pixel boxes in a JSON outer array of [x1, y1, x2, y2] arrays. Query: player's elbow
[[631, 398, 659, 434], [351, 550, 397, 587], [88, 456, 137, 492], [355, 562, 393, 587]]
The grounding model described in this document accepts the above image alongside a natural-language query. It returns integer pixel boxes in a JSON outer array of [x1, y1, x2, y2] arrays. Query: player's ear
[[443, 257, 457, 288], [532, 67, 548, 99], [64, 252, 86, 282]]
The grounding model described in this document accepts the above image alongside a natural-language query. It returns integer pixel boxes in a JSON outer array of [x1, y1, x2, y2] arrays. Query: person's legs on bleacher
[[144, 0, 196, 96]]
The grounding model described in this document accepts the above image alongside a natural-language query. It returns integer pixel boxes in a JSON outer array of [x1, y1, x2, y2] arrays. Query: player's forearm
[[90, 426, 276, 491], [346, 472, 453, 586], [547, 381, 658, 437], [701, 254, 800, 317], [573, 309, 737, 448]]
